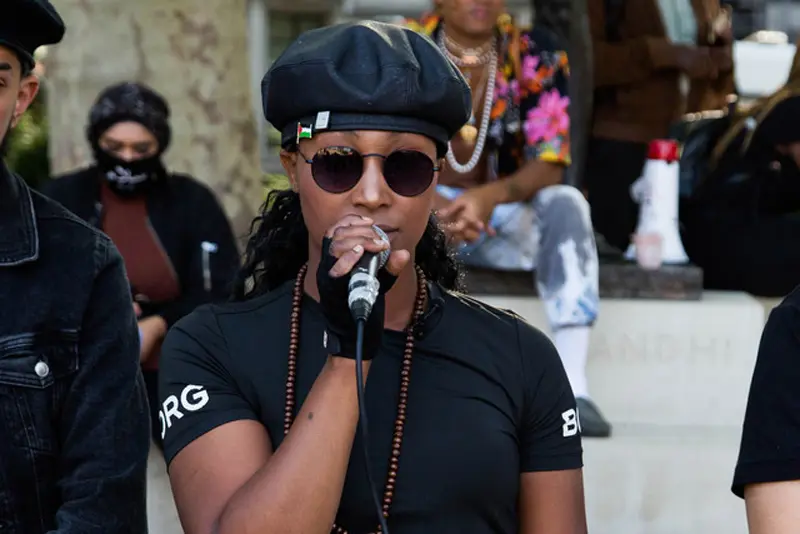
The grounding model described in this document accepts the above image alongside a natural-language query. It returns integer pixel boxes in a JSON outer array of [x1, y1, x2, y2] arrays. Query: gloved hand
[[316, 215, 407, 360]]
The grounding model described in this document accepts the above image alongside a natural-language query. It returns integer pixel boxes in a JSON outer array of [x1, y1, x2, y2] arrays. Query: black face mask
[[94, 148, 166, 197]]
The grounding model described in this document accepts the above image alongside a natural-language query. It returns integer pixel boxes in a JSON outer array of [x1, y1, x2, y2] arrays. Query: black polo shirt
[[159, 280, 583, 533], [733, 286, 800, 497]]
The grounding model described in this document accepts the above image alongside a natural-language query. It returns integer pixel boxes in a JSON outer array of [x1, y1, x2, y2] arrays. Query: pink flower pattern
[[509, 80, 520, 104], [495, 75, 509, 99], [524, 89, 570, 146], [521, 55, 539, 83]]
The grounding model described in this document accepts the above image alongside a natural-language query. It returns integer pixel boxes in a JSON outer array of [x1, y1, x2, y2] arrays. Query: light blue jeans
[[438, 184, 599, 330]]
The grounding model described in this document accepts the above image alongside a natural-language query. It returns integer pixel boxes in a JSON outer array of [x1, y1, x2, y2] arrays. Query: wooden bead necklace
[[284, 263, 427, 534]]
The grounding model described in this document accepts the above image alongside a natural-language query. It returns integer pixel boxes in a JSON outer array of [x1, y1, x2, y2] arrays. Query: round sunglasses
[[298, 146, 439, 197]]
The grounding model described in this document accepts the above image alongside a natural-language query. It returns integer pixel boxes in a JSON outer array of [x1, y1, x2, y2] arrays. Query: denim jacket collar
[[0, 161, 39, 266]]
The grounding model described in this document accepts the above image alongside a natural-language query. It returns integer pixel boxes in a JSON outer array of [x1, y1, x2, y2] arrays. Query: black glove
[[317, 236, 397, 360]]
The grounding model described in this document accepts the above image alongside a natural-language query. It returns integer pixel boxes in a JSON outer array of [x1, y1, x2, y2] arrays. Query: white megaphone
[[624, 139, 689, 264]]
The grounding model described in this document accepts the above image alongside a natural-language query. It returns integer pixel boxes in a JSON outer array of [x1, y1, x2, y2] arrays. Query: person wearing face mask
[[42, 81, 241, 451]]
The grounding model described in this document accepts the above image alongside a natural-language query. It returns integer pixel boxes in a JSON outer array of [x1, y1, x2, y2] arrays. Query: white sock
[[553, 326, 591, 399]]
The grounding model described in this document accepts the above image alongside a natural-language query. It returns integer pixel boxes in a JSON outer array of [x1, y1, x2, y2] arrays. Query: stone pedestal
[[44, 0, 263, 236], [583, 426, 747, 534], [481, 291, 763, 426]]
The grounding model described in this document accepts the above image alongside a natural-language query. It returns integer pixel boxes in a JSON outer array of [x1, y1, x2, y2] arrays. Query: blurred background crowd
[[10, 0, 800, 298]]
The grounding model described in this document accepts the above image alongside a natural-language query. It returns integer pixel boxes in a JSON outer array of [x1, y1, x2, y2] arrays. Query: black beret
[[0, 0, 65, 70], [87, 82, 172, 152], [261, 20, 471, 157]]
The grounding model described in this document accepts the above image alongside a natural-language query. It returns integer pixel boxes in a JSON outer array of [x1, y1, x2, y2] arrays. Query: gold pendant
[[460, 124, 478, 145]]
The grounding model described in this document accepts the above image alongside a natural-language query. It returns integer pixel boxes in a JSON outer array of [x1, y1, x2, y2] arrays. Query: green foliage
[[6, 85, 50, 190], [266, 126, 282, 147], [264, 172, 289, 192], [261, 124, 290, 198]]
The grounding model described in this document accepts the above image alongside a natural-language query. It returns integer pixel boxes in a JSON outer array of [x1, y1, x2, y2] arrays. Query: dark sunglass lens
[[312, 147, 363, 193], [383, 150, 435, 197]]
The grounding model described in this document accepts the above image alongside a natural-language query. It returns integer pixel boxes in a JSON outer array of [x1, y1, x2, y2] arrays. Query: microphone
[[347, 225, 394, 534], [348, 225, 390, 322]]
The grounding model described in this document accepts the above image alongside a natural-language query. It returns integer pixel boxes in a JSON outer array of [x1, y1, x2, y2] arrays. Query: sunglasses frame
[[297, 145, 440, 197]]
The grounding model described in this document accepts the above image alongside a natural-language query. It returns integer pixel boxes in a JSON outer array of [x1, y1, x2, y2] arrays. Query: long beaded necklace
[[284, 263, 428, 534], [437, 29, 498, 174]]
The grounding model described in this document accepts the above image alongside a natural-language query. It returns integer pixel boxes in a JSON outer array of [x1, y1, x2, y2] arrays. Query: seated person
[[407, 1, 609, 437], [42, 82, 241, 451], [682, 84, 800, 297]]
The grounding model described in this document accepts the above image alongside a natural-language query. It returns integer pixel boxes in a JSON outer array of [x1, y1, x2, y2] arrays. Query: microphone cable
[[355, 318, 391, 534]]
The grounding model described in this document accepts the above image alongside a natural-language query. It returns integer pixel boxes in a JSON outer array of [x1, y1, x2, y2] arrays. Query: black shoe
[[577, 397, 612, 438]]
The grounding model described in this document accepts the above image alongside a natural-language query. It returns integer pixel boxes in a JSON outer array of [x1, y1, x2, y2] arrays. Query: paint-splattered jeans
[[438, 184, 599, 331]]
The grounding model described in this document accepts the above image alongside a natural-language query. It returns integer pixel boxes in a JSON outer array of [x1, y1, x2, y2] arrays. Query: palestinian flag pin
[[296, 123, 313, 144]]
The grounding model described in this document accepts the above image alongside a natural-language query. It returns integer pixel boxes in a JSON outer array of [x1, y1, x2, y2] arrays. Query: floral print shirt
[[406, 13, 572, 179]]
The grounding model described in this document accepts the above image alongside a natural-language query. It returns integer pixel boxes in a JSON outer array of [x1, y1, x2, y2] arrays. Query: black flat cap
[[0, 0, 65, 70], [261, 20, 471, 157]]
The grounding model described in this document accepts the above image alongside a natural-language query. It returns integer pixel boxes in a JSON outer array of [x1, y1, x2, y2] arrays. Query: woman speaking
[[159, 21, 588, 534]]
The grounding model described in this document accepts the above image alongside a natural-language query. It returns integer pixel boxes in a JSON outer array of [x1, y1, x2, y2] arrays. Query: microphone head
[[373, 225, 391, 268]]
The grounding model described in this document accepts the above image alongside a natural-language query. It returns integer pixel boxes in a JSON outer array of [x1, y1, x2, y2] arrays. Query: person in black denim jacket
[[0, 1, 150, 533]]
